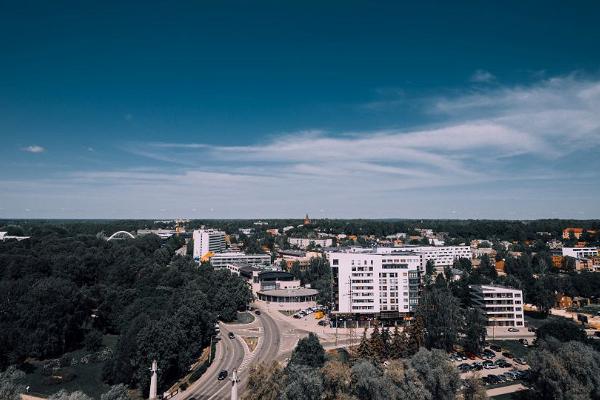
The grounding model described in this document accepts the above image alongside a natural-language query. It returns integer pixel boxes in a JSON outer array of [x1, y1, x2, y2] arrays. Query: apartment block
[[329, 250, 421, 318], [192, 229, 226, 260], [289, 237, 333, 249], [469, 284, 525, 327]]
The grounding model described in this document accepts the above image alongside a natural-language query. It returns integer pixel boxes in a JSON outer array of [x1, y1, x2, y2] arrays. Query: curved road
[[176, 309, 282, 400], [176, 324, 245, 400]]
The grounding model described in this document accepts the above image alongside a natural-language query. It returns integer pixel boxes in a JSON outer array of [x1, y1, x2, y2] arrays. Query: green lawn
[[229, 311, 255, 324], [17, 335, 118, 399]]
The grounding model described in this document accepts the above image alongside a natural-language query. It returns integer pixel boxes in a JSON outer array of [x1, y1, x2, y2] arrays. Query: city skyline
[[2, 1, 600, 219]]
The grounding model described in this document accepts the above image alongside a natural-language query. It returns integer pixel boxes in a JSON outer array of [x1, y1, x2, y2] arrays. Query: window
[[333, 259, 339, 265]]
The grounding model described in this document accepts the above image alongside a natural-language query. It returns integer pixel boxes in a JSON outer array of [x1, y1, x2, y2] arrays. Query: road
[[176, 324, 245, 400], [237, 308, 281, 393]]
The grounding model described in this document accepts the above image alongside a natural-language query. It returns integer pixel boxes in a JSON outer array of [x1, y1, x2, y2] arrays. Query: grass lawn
[[18, 335, 118, 399], [230, 311, 255, 324]]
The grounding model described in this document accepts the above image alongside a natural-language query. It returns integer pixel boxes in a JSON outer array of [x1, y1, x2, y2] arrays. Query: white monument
[[231, 369, 239, 400], [149, 360, 158, 400]]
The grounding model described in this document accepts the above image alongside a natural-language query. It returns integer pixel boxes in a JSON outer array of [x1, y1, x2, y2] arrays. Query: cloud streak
[[3, 74, 600, 218]]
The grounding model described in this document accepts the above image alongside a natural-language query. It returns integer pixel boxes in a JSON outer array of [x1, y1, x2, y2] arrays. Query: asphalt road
[[177, 324, 245, 400], [238, 310, 281, 393]]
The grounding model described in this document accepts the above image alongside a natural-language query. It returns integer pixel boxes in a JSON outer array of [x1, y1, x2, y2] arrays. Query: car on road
[[228, 332, 235, 339], [254, 310, 261, 315], [508, 327, 519, 332], [218, 370, 228, 380]]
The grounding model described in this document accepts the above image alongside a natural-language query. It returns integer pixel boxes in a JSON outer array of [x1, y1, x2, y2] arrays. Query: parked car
[[502, 352, 513, 359], [490, 345, 502, 352], [228, 332, 235, 339], [457, 352, 468, 361], [254, 310, 261, 315], [483, 360, 497, 369], [218, 370, 228, 380], [317, 320, 328, 326], [514, 358, 527, 365], [508, 327, 519, 332]]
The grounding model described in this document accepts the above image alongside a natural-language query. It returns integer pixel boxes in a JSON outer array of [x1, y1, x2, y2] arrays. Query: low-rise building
[[288, 237, 333, 249], [562, 247, 598, 259], [469, 284, 525, 327], [0, 232, 30, 241], [209, 252, 271, 268]]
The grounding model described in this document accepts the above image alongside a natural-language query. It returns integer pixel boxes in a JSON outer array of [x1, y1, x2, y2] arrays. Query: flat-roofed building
[[469, 284, 525, 327], [289, 237, 333, 249], [378, 245, 472, 273], [193, 229, 226, 260], [329, 249, 421, 318], [562, 247, 598, 259], [210, 252, 271, 268]]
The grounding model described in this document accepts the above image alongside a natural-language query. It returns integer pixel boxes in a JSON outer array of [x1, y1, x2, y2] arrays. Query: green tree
[[282, 365, 324, 400], [0, 366, 25, 400], [243, 362, 284, 400], [289, 332, 326, 368], [408, 348, 461, 400], [416, 288, 463, 351], [370, 323, 385, 361], [389, 326, 407, 359], [100, 385, 130, 400], [463, 308, 487, 354], [536, 319, 587, 343], [462, 376, 487, 400], [321, 360, 352, 400], [357, 327, 372, 359]]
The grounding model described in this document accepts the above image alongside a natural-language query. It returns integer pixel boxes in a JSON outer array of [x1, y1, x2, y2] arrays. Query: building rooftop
[[257, 287, 318, 297]]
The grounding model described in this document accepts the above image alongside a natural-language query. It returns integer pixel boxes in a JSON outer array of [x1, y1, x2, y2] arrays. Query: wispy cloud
[[21, 145, 46, 153], [470, 69, 496, 83], [3, 73, 600, 218]]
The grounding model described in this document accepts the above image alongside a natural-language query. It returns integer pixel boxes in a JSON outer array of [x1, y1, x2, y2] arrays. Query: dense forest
[[0, 224, 252, 395]]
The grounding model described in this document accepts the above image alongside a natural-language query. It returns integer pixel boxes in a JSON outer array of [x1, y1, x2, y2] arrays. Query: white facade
[[192, 229, 226, 260], [0, 232, 30, 241], [401, 246, 472, 272], [289, 237, 333, 249], [329, 250, 421, 315], [470, 285, 525, 327], [210, 252, 271, 268], [562, 247, 598, 259]]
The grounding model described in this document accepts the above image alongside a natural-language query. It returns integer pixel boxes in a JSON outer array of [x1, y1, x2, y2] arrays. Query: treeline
[[288, 257, 332, 306], [5, 218, 599, 243], [243, 333, 476, 400], [0, 226, 252, 395]]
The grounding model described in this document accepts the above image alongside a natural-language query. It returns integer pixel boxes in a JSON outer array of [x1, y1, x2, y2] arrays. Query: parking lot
[[449, 344, 531, 388]]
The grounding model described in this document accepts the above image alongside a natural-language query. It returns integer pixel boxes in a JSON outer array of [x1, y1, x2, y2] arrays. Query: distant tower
[[231, 369, 240, 400], [303, 214, 311, 225], [149, 360, 158, 400]]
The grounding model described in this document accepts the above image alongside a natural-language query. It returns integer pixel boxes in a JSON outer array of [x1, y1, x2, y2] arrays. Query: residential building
[[394, 245, 472, 273], [289, 237, 333, 249], [329, 249, 421, 318], [562, 247, 598, 259], [209, 252, 271, 268], [192, 229, 226, 260], [470, 285, 525, 327]]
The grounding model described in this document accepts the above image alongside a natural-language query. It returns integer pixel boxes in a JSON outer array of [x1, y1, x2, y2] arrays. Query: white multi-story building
[[210, 252, 271, 268], [289, 237, 333, 249], [329, 250, 421, 317], [562, 247, 598, 259], [192, 229, 226, 260], [400, 246, 472, 272], [469, 285, 525, 327]]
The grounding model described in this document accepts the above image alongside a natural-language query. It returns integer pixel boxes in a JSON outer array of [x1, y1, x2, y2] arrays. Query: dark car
[[218, 370, 228, 380], [228, 332, 235, 339], [254, 310, 261, 315], [490, 345, 502, 352], [502, 352, 513, 359], [317, 320, 328, 326]]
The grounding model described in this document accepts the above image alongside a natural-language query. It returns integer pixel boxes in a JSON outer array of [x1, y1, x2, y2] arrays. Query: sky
[[1, 1, 600, 219]]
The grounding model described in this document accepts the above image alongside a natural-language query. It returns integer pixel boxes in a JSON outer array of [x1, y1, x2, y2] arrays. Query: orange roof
[[564, 228, 584, 233]]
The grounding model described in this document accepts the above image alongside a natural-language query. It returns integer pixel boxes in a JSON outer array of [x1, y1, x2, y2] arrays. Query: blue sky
[[1, 1, 600, 219]]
